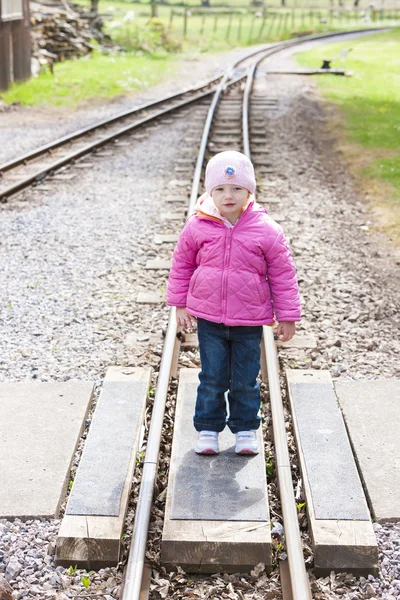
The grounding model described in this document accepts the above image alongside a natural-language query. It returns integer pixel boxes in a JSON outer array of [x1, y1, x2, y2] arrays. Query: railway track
[[120, 31, 376, 600], [0, 47, 274, 203], [0, 28, 379, 205], [1, 28, 383, 600]]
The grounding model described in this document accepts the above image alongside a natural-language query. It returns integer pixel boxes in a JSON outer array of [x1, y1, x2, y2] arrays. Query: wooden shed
[[0, 0, 31, 92]]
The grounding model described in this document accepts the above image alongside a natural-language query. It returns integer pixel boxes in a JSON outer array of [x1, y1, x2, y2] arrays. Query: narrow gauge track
[[0, 45, 276, 203], [120, 31, 378, 600], [0, 28, 378, 205]]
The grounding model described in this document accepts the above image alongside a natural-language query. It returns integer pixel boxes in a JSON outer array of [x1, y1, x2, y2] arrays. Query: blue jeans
[[194, 318, 263, 434]]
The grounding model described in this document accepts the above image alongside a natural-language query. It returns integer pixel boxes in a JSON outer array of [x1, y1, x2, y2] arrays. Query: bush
[[109, 17, 181, 53]]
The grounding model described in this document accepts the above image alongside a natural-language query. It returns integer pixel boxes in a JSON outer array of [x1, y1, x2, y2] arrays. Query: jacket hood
[[193, 192, 267, 228]]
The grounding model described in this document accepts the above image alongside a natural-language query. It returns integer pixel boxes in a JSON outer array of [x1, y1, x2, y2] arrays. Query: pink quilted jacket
[[167, 200, 301, 326]]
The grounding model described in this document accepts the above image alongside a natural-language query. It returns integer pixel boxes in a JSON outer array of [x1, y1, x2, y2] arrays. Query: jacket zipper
[[198, 205, 252, 322], [221, 229, 232, 322]]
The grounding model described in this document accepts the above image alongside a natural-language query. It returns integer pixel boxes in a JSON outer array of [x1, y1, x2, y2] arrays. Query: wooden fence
[[164, 6, 400, 42]]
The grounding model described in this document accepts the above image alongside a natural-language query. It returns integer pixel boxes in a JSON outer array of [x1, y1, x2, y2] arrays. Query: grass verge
[[295, 28, 400, 247], [1, 49, 175, 107]]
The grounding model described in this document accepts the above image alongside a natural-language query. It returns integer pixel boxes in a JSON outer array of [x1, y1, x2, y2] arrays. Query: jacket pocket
[[255, 275, 267, 304], [189, 269, 200, 296]]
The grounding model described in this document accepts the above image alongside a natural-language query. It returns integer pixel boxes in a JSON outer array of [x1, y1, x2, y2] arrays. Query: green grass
[[102, 3, 385, 53], [2, 0, 398, 108], [1, 49, 175, 106], [295, 29, 400, 242]]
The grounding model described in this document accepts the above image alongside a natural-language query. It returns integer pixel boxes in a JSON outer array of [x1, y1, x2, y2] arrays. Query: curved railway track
[[1, 28, 382, 600], [0, 46, 271, 203], [120, 29, 381, 600], [0, 28, 379, 204]]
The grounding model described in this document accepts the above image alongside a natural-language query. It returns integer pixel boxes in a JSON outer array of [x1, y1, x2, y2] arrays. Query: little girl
[[167, 151, 301, 456]]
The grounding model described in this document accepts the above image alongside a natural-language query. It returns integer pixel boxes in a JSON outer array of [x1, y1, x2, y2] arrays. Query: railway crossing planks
[[0, 381, 94, 519], [161, 368, 272, 574], [335, 379, 400, 522], [286, 370, 378, 576], [56, 366, 151, 569]]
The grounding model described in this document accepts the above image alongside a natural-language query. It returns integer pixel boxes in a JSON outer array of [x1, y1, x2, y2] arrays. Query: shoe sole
[[235, 448, 259, 455], [195, 448, 219, 455]]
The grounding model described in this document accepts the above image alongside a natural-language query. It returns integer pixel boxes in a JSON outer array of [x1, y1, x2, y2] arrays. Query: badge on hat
[[225, 166, 236, 178]]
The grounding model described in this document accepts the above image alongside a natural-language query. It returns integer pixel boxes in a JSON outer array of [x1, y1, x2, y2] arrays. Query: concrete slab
[[335, 379, 400, 522], [286, 370, 378, 576], [171, 381, 268, 521], [288, 380, 369, 520], [154, 234, 179, 244], [161, 369, 272, 573], [56, 367, 151, 568], [160, 213, 185, 221], [277, 334, 317, 349], [66, 372, 149, 516], [0, 381, 93, 519], [145, 259, 171, 270], [136, 292, 164, 304]]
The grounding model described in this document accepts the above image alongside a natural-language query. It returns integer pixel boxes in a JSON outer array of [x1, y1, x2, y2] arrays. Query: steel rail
[[120, 27, 384, 600], [122, 40, 286, 600], [0, 76, 252, 203], [187, 68, 232, 216], [188, 42, 294, 216], [121, 307, 178, 600], [0, 88, 215, 201], [242, 60, 312, 600], [0, 76, 224, 174], [1, 28, 380, 204], [0, 43, 277, 177], [120, 48, 275, 600]]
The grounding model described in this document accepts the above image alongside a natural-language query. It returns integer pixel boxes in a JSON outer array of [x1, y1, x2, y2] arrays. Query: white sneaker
[[235, 430, 259, 455], [195, 431, 219, 455]]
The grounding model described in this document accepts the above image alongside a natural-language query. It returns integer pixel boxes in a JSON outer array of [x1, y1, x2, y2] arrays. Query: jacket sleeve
[[264, 227, 301, 322], [167, 220, 198, 308]]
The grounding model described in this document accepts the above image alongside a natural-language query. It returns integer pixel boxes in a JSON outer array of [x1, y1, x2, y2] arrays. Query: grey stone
[[290, 382, 370, 520], [0, 382, 93, 519], [171, 383, 269, 522], [5, 558, 22, 579], [335, 379, 400, 522], [67, 379, 148, 516]]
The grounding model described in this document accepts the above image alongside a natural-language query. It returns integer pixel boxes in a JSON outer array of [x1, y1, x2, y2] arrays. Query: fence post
[[183, 9, 187, 38], [284, 11, 289, 33], [150, 0, 158, 18], [248, 14, 256, 42], [237, 14, 242, 42], [267, 12, 276, 38], [278, 11, 285, 36], [226, 13, 232, 41], [168, 8, 174, 32], [213, 14, 218, 33], [258, 13, 267, 39], [200, 13, 206, 35]]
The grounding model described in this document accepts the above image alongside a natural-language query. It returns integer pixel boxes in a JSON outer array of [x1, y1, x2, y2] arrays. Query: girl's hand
[[276, 321, 296, 343], [176, 307, 197, 329]]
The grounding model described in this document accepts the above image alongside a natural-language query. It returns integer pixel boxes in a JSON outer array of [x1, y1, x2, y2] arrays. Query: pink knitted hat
[[205, 151, 256, 195]]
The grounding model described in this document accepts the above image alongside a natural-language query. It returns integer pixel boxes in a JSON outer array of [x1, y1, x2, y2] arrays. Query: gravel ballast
[[0, 46, 256, 166], [1, 42, 399, 600]]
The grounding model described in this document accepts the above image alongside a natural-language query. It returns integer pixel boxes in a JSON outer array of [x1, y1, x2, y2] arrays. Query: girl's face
[[211, 184, 250, 224]]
